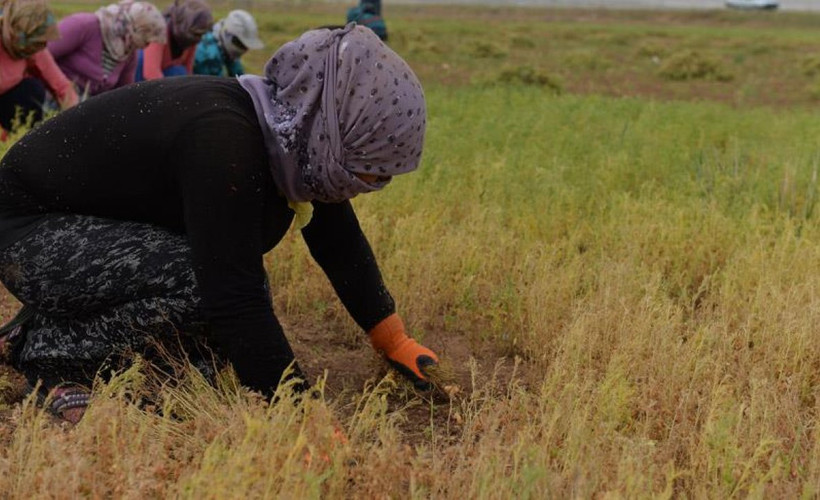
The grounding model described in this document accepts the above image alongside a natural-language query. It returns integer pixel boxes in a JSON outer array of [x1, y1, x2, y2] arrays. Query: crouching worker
[[136, 0, 212, 80], [0, 0, 78, 136], [0, 24, 438, 423], [193, 9, 263, 77], [48, 0, 168, 98], [346, 0, 386, 41]]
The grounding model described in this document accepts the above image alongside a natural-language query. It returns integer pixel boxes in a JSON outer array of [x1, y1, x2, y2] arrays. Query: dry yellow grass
[[4, 3, 820, 498]]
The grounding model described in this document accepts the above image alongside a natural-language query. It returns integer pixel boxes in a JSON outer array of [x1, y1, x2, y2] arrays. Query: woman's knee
[[0, 215, 200, 315]]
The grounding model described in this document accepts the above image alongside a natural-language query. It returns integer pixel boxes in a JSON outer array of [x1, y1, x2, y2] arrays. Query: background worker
[[48, 0, 167, 98], [135, 0, 211, 80], [346, 0, 386, 41], [193, 9, 262, 77], [0, 0, 78, 134]]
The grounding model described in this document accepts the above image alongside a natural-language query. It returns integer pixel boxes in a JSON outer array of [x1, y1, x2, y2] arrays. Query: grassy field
[[3, 2, 820, 497]]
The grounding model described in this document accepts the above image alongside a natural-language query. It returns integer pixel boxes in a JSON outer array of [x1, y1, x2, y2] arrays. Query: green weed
[[801, 54, 820, 77], [562, 49, 611, 72], [636, 41, 669, 59], [658, 50, 734, 82], [470, 41, 508, 59], [509, 35, 536, 49], [496, 65, 563, 92]]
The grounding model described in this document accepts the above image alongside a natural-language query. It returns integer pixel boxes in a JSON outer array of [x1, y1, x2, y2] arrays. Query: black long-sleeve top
[[0, 77, 395, 394]]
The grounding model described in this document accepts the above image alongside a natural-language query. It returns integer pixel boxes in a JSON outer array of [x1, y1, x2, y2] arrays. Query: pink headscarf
[[239, 24, 426, 203], [96, 1, 166, 62]]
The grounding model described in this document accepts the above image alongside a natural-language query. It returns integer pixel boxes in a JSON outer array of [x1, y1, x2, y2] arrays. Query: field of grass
[[4, 1, 820, 497]]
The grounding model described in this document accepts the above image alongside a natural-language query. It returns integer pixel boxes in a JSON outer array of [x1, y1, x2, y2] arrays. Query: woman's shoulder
[[59, 12, 100, 31], [55, 12, 101, 46]]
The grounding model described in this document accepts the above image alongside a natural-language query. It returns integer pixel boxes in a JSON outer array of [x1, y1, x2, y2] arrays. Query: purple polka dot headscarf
[[239, 24, 426, 203]]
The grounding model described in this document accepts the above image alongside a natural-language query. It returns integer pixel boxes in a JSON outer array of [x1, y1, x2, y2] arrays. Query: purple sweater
[[48, 13, 137, 97]]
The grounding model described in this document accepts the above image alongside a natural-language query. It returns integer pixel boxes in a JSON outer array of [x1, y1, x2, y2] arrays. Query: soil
[[286, 313, 528, 440]]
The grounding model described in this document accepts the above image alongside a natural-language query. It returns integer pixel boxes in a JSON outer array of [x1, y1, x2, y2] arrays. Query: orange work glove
[[368, 313, 439, 390]]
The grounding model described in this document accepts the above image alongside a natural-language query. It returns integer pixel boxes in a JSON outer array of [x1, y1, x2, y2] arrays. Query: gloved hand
[[368, 313, 439, 390]]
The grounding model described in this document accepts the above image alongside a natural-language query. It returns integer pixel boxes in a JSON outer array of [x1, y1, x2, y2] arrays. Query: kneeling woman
[[136, 0, 211, 80], [0, 25, 438, 422], [0, 0, 78, 134], [48, 0, 167, 97]]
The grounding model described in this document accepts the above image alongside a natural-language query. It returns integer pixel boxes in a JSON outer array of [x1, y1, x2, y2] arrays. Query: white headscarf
[[96, 0, 166, 62]]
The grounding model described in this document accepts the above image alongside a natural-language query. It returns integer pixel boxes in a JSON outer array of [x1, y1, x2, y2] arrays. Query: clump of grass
[[637, 41, 668, 59], [407, 39, 446, 57], [658, 50, 734, 82], [496, 65, 563, 93], [801, 54, 820, 77], [807, 80, 820, 101], [470, 41, 507, 59], [397, 29, 449, 57], [509, 35, 536, 49], [424, 357, 457, 391], [590, 31, 632, 47], [743, 40, 777, 56], [562, 49, 611, 72]]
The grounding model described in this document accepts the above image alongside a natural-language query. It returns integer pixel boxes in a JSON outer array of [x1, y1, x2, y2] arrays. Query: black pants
[[0, 78, 45, 131], [0, 214, 215, 388]]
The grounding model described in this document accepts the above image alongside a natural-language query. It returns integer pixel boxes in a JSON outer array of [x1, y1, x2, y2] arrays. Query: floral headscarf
[[164, 0, 211, 49], [238, 24, 426, 203], [96, 1, 166, 62], [0, 0, 58, 59]]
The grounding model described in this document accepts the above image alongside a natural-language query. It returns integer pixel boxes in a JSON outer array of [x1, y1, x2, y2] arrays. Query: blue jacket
[[347, 1, 387, 41], [193, 32, 244, 77]]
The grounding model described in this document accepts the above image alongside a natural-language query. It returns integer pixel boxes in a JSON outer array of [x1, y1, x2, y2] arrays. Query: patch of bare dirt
[[289, 316, 440, 438], [286, 312, 528, 440]]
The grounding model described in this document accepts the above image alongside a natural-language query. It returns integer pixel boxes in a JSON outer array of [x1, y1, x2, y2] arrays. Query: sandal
[[27, 382, 91, 424], [48, 385, 91, 424], [0, 305, 33, 364]]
